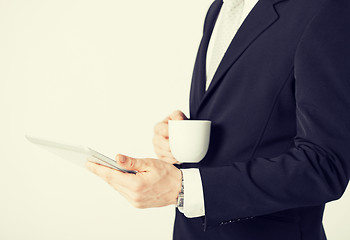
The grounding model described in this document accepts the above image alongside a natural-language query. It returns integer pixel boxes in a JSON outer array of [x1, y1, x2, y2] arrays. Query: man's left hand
[[86, 154, 182, 209]]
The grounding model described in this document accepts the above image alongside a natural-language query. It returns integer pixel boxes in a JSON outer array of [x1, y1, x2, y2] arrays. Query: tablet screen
[[26, 135, 136, 174]]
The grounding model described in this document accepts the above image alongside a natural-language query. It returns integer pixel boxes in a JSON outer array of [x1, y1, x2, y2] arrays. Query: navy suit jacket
[[173, 0, 350, 239]]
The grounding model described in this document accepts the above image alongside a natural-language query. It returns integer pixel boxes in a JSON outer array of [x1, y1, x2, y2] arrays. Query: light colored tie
[[206, 0, 245, 90]]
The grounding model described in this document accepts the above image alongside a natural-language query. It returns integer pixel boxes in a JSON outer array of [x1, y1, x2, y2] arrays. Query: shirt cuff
[[178, 168, 205, 218]]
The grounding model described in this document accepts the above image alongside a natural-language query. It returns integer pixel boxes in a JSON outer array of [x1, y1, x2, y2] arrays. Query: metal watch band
[[176, 170, 184, 211]]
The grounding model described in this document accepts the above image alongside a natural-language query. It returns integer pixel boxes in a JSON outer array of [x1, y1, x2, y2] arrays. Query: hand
[[153, 110, 188, 164], [86, 154, 182, 209]]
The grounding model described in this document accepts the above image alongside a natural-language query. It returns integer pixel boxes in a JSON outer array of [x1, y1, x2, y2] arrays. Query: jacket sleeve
[[199, 0, 350, 230]]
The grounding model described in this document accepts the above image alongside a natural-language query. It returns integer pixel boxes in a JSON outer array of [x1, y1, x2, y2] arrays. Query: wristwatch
[[176, 170, 184, 211]]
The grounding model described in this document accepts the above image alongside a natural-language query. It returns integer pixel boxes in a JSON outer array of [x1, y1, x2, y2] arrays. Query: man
[[86, 0, 350, 239]]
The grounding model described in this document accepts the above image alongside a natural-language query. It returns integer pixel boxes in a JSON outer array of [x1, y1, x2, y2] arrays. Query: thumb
[[169, 110, 188, 121], [116, 154, 144, 171]]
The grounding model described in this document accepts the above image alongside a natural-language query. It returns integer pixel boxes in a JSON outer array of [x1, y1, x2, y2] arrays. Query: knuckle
[[133, 194, 143, 203], [154, 123, 160, 133], [130, 194, 144, 208], [172, 110, 183, 119], [159, 142, 171, 152], [161, 127, 168, 137], [129, 158, 135, 169], [105, 174, 113, 185], [154, 123, 168, 137], [173, 110, 182, 115]]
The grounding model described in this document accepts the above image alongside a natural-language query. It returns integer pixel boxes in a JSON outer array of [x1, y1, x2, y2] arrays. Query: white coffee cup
[[168, 120, 211, 163]]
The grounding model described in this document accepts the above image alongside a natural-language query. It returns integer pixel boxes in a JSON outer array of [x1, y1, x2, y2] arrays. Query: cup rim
[[168, 120, 211, 123]]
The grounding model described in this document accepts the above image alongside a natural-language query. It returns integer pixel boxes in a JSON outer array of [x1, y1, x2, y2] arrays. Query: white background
[[0, 0, 349, 239]]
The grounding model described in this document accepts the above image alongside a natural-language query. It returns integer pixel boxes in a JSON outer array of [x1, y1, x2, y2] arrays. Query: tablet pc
[[25, 135, 136, 174]]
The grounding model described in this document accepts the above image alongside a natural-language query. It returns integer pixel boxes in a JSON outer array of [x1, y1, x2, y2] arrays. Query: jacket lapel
[[190, 0, 223, 119], [193, 0, 288, 117]]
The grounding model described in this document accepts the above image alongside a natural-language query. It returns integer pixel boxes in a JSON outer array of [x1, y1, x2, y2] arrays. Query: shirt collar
[[223, 0, 247, 4]]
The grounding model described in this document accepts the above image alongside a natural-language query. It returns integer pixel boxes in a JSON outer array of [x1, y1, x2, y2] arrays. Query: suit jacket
[[173, 0, 350, 239]]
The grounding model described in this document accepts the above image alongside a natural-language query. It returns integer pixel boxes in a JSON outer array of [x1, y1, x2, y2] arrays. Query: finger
[[86, 161, 122, 184], [86, 163, 145, 207], [161, 110, 188, 123], [86, 161, 138, 189], [154, 122, 169, 137], [116, 154, 148, 171], [153, 135, 171, 152], [162, 115, 172, 123], [154, 147, 174, 160], [159, 156, 178, 164], [169, 110, 188, 120]]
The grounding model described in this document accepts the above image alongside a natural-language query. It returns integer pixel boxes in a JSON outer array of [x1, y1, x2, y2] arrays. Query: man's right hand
[[153, 110, 188, 164]]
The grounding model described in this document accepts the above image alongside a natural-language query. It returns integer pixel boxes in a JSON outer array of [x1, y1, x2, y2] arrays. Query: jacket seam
[[293, 0, 329, 64]]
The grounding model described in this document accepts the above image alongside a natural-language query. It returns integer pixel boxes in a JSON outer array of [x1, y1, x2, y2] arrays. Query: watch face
[[177, 195, 184, 210]]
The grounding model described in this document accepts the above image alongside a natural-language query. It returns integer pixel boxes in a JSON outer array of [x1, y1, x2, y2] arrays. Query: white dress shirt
[[179, 0, 259, 218]]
